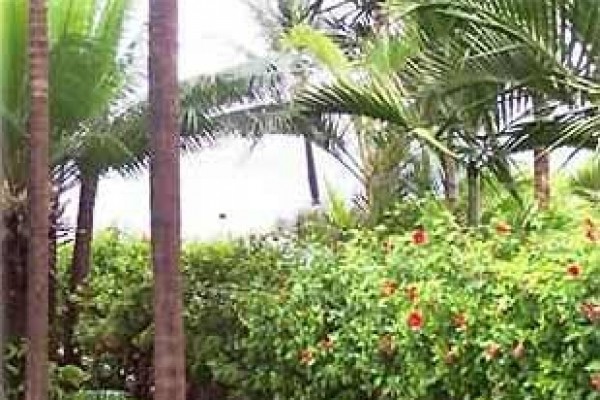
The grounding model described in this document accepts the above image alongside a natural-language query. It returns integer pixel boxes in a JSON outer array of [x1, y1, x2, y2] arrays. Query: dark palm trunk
[[303, 137, 320, 206], [533, 147, 550, 210], [466, 161, 481, 226], [26, 1, 51, 399], [63, 172, 98, 365], [2, 199, 28, 341], [149, 0, 186, 399]]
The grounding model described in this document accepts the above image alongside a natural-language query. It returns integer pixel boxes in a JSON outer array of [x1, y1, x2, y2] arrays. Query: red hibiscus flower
[[407, 310, 424, 331], [453, 313, 467, 331], [495, 221, 512, 235], [406, 285, 419, 302], [411, 228, 428, 245], [567, 263, 582, 277]]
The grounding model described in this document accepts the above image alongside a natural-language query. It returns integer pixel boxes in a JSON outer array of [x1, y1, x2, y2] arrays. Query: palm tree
[[25, 0, 50, 399], [148, 0, 186, 398], [1, 0, 136, 344], [295, 0, 600, 224], [394, 0, 600, 202], [61, 73, 258, 366], [0, 0, 257, 365]]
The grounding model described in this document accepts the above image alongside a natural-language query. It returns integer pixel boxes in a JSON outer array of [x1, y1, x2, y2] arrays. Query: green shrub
[[238, 210, 600, 400], [56, 229, 285, 397]]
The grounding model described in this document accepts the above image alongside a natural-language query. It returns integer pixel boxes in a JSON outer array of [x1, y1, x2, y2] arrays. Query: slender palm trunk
[[303, 136, 320, 206], [63, 172, 98, 365], [25, 0, 51, 399], [441, 153, 458, 208], [466, 161, 481, 226], [48, 190, 59, 362], [149, 0, 186, 399], [532, 96, 550, 210], [533, 147, 550, 210]]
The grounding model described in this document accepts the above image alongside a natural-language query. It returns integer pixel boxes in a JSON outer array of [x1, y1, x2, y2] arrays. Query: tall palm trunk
[[303, 136, 320, 205], [63, 172, 98, 365], [149, 0, 186, 399], [25, 0, 51, 399], [466, 161, 481, 226], [533, 147, 550, 210]]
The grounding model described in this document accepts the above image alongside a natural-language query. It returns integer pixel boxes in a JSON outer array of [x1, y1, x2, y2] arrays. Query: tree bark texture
[[149, 0, 186, 399], [25, 1, 51, 400], [533, 147, 550, 210], [63, 173, 98, 365]]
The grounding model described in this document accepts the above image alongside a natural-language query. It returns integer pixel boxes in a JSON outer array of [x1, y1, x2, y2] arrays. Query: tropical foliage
[[4, 0, 600, 399], [6, 190, 598, 400]]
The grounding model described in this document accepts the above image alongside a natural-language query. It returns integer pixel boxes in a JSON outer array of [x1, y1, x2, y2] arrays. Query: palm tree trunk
[[26, 0, 51, 399], [149, 0, 186, 399], [441, 153, 458, 208], [466, 161, 481, 226], [533, 147, 550, 210], [303, 136, 320, 206], [48, 190, 59, 362], [2, 198, 28, 340], [63, 172, 98, 365]]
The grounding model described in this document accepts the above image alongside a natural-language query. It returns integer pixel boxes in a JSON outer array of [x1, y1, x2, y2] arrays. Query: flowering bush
[[238, 209, 600, 400]]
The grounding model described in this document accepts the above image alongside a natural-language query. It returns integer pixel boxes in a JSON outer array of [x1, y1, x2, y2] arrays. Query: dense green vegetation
[[3, 0, 600, 399], [6, 187, 598, 400]]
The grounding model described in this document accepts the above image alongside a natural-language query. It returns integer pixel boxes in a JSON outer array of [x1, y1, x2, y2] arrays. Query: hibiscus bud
[[444, 347, 458, 365], [495, 221, 512, 235], [319, 335, 334, 351], [378, 334, 395, 357], [485, 342, 501, 361], [380, 279, 398, 297], [299, 348, 315, 365], [567, 263, 582, 278], [512, 341, 525, 359], [590, 373, 600, 392]]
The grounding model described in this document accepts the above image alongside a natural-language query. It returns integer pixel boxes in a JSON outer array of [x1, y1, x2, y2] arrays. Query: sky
[[62, 0, 361, 240], [62, 0, 591, 240]]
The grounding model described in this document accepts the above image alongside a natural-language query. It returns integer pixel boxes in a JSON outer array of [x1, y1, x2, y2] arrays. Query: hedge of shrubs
[[8, 199, 597, 400], [237, 205, 600, 400]]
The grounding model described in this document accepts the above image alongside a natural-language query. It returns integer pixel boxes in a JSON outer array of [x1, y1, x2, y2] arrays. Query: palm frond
[[569, 156, 600, 202]]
